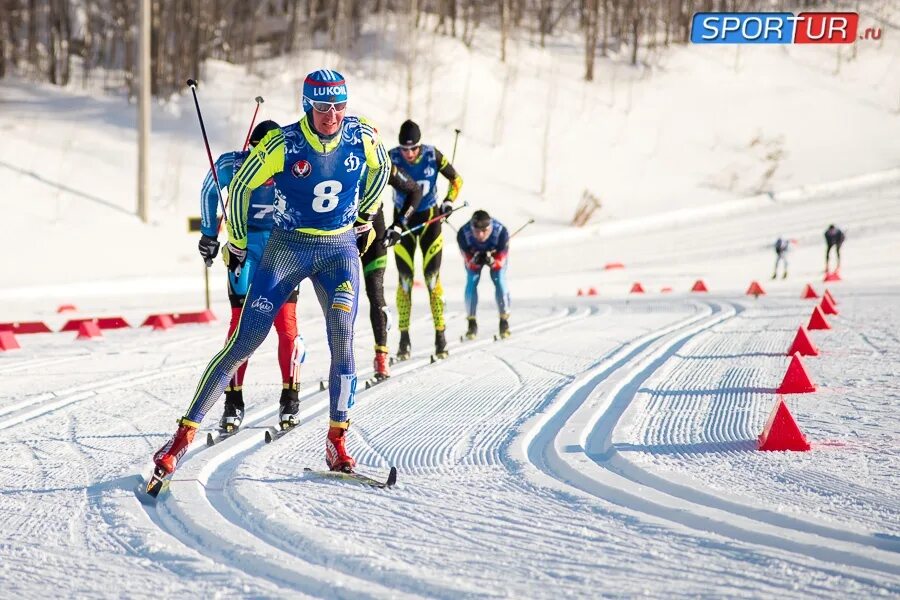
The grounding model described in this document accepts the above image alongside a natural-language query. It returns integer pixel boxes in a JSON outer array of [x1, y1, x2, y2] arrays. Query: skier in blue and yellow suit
[[154, 69, 389, 474]]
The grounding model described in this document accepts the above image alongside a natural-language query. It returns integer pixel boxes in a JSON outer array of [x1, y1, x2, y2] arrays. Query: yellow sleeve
[[227, 129, 285, 248], [357, 118, 390, 221]]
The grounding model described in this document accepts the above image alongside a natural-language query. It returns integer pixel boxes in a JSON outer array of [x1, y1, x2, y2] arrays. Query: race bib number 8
[[313, 180, 342, 213]]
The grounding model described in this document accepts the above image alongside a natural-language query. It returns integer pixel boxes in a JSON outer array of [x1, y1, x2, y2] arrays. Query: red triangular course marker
[[0, 330, 20, 351], [587, 287, 598, 296], [787, 326, 818, 357], [802, 284, 818, 299], [758, 396, 811, 451], [746, 281, 766, 297], [808, 306, 830, 330], [146, 314, 175, 331], [577, 289, 584, 297], [630, 282, 645, 294], [820, 295, 839, 316], [691, 279, 708, 292], [824, 289, 837, 305], [776, 352, 816, 394], [76, 321, 103, 340]]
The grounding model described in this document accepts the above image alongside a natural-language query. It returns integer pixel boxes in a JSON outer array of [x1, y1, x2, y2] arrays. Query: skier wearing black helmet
[[384, 119, 463, 361], [457, 210, 511, 340], [196, 119, 302, 435]]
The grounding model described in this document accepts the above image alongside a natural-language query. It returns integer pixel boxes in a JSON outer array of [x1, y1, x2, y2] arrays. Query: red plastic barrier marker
[[802, 284, 818, 299], [604, 262, 625, 270], [145, 315, 175, 331], [691, 280, 708, 292], [56, 304, 78, 313], [787, 326, 818, 357], [746, 281, 766, 297], [0, 322, 53, 335], [808, 306, 831, 330], [824, 289, 837, 305], [824, 270, 841, 282], [75, 321, 103, 340], [172, 310, 216, 324], [758, 397, 811, 452], [820, 295, 839, 316], [0, 331, 20, 351], [577, 289, 584, 297], [660, 287, 673, 293], [587, 287, 598, 296], [776, 352, 816, 394], [61, 317, 130, 332], [630, 282, 645, 294]]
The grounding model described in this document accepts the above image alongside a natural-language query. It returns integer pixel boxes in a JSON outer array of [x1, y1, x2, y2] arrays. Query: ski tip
[[430, 355, 436, 363], [365, 380, 371, 390], [264, 429, 275, 444], [386, 466, 398, 487], [319, 380, 327, 391], [206, 432, 215, 447]]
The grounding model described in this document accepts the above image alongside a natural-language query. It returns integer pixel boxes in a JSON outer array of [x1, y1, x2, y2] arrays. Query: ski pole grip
[[186, 78, 197, 88]]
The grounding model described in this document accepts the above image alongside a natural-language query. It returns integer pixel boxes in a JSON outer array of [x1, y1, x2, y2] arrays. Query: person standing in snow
[[383, 120, 463, 362], [153, 69, 390, 480], [456, 210, 511, 340], [197, 119, 302, 433], [824, 224, 845, 273], [772, 236, 791, 279]]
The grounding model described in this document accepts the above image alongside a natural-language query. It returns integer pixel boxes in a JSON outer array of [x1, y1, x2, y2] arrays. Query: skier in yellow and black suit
[[361, 163, 422, 382], [383, 120, 463, 361]]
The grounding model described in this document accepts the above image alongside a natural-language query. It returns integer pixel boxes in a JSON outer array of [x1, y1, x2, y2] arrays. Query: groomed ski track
[[2, 294, 898, 597]]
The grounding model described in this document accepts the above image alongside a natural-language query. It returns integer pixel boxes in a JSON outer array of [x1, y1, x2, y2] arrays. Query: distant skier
[[360, 163, 422, 382], [824, 224, 845, 273], [152, 70, 390, 483], [772, 236, 791, 279], [456, 210, 511, 340], [197, 119, 300, 433], [385, 119, 463, 361]]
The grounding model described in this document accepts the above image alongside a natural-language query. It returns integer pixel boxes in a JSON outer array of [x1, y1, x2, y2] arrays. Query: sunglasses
[[307, 99, 347, 113]]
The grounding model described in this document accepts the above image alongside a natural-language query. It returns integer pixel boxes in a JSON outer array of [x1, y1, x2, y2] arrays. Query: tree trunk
[[499, 0, 507, 62], [584, 0, 598, 81], [630, 0, 639, 65]]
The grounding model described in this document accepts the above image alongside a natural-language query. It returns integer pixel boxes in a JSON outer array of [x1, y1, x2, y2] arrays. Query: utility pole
[[137, 0, 151, 223]]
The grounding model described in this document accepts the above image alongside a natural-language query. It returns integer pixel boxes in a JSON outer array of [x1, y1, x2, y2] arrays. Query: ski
[[139, 467, 171, 502], [389, 354, 410, 366], [430, 352, 449, 363], [302, 466, 397, 489], [264, 422, 299, 443], [364, 375, 389, 389], [493, 333, 511, 342], [319, 380, 328, 392], [459, 334, 477, 343], [206, 426, 240, 447]]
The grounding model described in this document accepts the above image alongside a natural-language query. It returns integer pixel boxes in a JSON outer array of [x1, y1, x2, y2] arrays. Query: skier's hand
[[198, 234, 220, 265], [355, 221, 375, 255], [440, 200, 454, 217], [222, 242, 247, 278], [383, 224, 403, 248], [473, 251, 489, 267]]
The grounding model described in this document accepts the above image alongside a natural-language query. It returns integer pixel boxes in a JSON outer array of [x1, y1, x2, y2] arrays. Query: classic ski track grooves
[[139, 305, 578, 594], [518, 299, 900, 577]]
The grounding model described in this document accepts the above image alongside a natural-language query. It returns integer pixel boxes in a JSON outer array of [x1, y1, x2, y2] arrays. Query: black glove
[[473, 251, 489, 267], [222, 242, 247, 278], [198, 234, 220, 265], [354, 221, 374, 255], [440, 200, 453, 216], [383, 224, 403, 248]]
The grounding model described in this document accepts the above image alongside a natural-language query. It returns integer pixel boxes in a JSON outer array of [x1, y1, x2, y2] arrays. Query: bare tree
[[584, 0, 599, 80]]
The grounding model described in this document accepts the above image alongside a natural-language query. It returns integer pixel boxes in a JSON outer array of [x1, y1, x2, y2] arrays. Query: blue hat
[[302, 69, 348, 112]]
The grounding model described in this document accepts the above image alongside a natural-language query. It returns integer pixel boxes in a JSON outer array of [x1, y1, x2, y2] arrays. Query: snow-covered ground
[[2, 12, 899, 598]]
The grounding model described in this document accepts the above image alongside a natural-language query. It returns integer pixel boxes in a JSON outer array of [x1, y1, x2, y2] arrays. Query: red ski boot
[[373, 350, 390, 381], [325, 422, 356, 472], [153, 418, 198, 475]]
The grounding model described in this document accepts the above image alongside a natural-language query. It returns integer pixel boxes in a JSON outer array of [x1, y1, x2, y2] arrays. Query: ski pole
[[187, 78, 228, 267], [400, 201, 469, 238], [450, 128, 461, 163], [241, 96, 265, 151], [509, 218, 535, 240]]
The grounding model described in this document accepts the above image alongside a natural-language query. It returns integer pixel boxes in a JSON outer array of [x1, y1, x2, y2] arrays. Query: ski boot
[[771, 272, 777, 280], [373, 349, 390, 381], [153, 418, 198, 475], [464, 317, 478, 341], [498, 314, 511, 339], [782, 271, 788, 279], [433, 329, 449, 360], [218, 389, 244, 433], [325, 421, 356, 472], [396, 331, 411, 361], [278, 387, 300, 431]]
